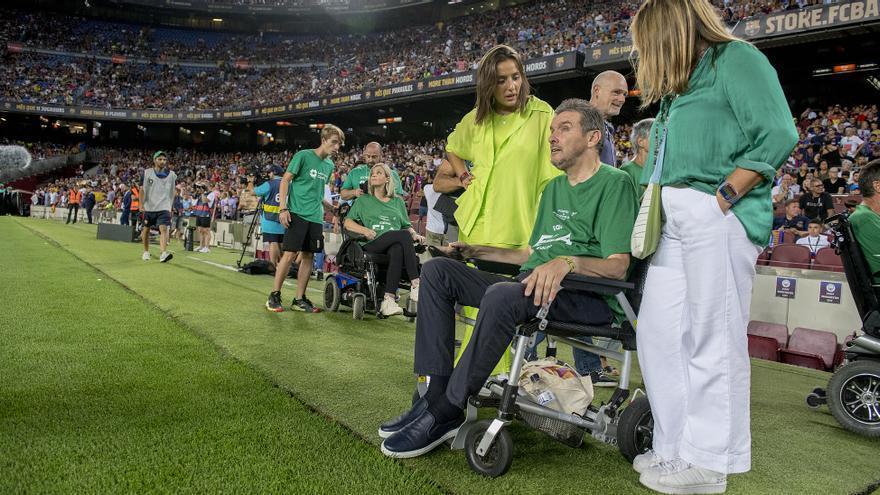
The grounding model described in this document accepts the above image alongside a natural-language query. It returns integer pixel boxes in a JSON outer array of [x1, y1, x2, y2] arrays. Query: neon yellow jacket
[[446, 96, 561, 248]]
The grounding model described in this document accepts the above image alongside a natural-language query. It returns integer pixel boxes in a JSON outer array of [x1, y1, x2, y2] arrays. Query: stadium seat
[[747, 334, 780, 361], [778, 327, 838, 371], [747, 321, 789, 349], [812, 247, 844, 272], [768, 244, 812, 269]]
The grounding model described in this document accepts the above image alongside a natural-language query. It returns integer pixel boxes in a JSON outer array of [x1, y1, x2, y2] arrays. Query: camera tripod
[[237, 198, 263, 268]]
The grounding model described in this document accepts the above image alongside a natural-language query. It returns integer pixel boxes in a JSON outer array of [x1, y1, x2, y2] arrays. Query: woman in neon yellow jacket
[[444, 45, 561, 373]]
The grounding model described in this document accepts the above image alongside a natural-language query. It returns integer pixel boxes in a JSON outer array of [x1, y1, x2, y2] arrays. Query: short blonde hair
[[631, 0, 738, 108], [368, 164, 396, 198], [320, 124, 345, 145]]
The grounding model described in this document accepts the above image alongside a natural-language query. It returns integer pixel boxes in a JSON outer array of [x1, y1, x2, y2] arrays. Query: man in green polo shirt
[[340, 142, 404, 201], [379, 99, 638, 458], [850, 159, 880, 284], [266, 124, 343, 313], [620, 118, 654, 195]]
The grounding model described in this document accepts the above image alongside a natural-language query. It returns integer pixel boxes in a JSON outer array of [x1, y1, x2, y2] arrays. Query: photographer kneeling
[[344, 163, 425, 317], [379, 99, 638, 458]]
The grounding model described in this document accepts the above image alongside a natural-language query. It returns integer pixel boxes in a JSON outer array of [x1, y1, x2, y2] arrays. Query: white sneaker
[[409, 285, 419, 303], [640, 458, 727, 494], [199, 247, 210, 253], [380, 298, 404, 317], [142, 251, 150, 261], [633, 449, 663, 474], [159, 251, 173, 263]]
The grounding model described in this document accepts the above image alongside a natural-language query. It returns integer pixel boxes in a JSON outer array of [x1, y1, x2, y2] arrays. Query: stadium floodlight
[[309, 123, 325, 129], [377, 117, 402, 124], [212, 18, 223, 22]]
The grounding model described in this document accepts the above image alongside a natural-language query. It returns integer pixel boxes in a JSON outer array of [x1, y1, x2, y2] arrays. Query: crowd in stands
[[1, 138, 84, 161], [0, 0, 826, 110], [28, 139, 446, 230]]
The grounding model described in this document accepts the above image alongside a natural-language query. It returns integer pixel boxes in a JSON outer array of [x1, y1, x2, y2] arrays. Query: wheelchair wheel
[[464, 420, 514, 478], [617, 396, 654, 462], [352, 293, 366, 320], [827, 360, 880, 437], [323, 276, 341, 312]]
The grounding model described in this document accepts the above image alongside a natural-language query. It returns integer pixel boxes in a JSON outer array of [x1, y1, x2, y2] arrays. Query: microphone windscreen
[[0, 146, 33, 170]]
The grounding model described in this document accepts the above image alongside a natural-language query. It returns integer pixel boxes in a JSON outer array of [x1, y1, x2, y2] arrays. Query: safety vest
[[261, 178, 282, 223], [130, 187, 140, 211], [68, 190, 81, 204]]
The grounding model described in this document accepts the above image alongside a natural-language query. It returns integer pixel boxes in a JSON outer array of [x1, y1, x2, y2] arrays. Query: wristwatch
[[280, 208, 289, 212], [717, 181, 741, 206], [559, 256, 575, 272]]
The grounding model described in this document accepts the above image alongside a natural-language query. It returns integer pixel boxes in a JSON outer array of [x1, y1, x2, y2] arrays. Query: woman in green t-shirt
[[629, 0, 799, 492], [344, 164, 425, 317]]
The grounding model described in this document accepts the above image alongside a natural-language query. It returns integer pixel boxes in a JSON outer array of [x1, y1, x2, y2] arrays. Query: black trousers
[[85, 206, 93, 224], [362, 230, 420, 294], [66, 204, 79, 223], [414, 257, 612, 409]]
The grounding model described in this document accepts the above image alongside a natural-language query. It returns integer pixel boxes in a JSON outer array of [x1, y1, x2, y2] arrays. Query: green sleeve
[[391, 169, 405, 196], [341, 169, 356, 190], [397, 198, 412, 229], [286, 152, 304, 177], [445, 111, 475, 161], [720, 42, 799, 181], [597, 175, 638, 258], [347, 198, 364, 225]]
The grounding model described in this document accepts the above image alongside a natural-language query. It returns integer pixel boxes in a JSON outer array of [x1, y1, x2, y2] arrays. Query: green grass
[[3, 216, 879, 494]]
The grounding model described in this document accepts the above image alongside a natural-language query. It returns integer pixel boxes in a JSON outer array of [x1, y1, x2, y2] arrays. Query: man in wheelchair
[[379, 99, 639, 458], [343, 163, 426, 317]]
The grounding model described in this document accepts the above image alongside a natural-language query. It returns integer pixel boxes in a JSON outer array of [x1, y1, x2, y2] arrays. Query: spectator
[[796, 219, 830, 254], [840, 126, 865, 159], [772, 198, 809, 238], [771, 173, 799, 203], [799, 178, 835, 222], [822, 167, 847, 194]]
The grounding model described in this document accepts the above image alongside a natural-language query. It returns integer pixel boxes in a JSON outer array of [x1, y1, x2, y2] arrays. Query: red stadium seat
[[747, 334, 780, 361], [812, 247, 844, 272], [768, 244, 812, 269], [747, 321, 789, 349], [778, 327, 838, 371]]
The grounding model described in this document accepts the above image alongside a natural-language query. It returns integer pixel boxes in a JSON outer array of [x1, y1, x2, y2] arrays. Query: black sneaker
[[291, 297, 321, 313], [266, 291, 283, 313], [590, 371, 619, 388]]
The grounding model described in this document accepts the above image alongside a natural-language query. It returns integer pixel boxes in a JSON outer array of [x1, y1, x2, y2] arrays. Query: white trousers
[[636, 187, 761, 474]]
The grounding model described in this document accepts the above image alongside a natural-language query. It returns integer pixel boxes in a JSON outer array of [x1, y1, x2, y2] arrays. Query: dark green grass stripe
[[1, 220, 445, 494]]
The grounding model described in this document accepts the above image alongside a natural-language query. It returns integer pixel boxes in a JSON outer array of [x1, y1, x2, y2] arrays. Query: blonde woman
[[344, 164, 424, 317], [630, 0, 798, 493]]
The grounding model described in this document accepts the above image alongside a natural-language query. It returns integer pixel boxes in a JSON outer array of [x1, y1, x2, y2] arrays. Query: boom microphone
[[0, 146, 33, 170]]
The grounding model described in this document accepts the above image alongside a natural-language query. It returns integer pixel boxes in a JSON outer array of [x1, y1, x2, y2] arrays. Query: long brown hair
[[474, 45, 531, 125], [630, 0, 738, 109]]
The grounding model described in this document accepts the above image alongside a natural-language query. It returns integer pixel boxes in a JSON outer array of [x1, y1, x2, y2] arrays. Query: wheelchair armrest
[[560, 273, 634, 296], [344, 229, 368, 241], [465, 258, 522, 277]]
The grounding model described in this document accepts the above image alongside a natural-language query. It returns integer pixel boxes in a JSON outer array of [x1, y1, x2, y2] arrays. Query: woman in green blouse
[[344, 164, 425, 317], [629, 0, 798, 493]]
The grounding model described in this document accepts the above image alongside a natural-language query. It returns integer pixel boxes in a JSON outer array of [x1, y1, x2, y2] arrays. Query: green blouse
[[640, 41, 799, 246]]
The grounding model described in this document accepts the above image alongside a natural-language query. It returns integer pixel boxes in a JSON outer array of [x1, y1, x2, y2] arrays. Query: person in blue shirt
[[251, 165, 286, 268]]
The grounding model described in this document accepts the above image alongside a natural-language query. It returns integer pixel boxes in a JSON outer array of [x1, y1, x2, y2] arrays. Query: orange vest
[[68, 190, 81, 204], [131, 187, 140, 211]]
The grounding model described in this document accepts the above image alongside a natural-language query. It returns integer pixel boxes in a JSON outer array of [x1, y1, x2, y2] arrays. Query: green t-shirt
[[286, 149, 334, 224], [850, 204, 880, 284], [619, 160, 646, 196], [346, 194, 411, 243], [520, 166, 638, 321], [342, 164, 405, 196]]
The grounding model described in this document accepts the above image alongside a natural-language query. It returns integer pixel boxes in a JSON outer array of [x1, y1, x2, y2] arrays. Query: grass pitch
[[2, 216, 878, 494]]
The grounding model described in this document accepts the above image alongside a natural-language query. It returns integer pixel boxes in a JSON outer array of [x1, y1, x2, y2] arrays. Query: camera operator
[[249, 165, 286, 268]]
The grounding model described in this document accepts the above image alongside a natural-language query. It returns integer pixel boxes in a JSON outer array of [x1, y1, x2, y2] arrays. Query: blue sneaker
[[378, 397, 428, 439], [380, 409, 463, 458]]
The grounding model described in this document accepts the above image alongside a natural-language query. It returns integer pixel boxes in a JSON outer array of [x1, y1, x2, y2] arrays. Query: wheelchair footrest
[[544, 321, 637, 351]]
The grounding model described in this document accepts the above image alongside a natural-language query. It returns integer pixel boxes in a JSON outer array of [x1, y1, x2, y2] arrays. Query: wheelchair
[[438, 256, 654, 477], [322, 203, 424, 320], [804, 214, 880, 438]]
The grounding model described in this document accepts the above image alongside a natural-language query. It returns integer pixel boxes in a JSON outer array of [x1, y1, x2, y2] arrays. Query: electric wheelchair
[[426, 253, 655, 477], [323, 203, 424, 320], [805, 214, 880, 438]]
